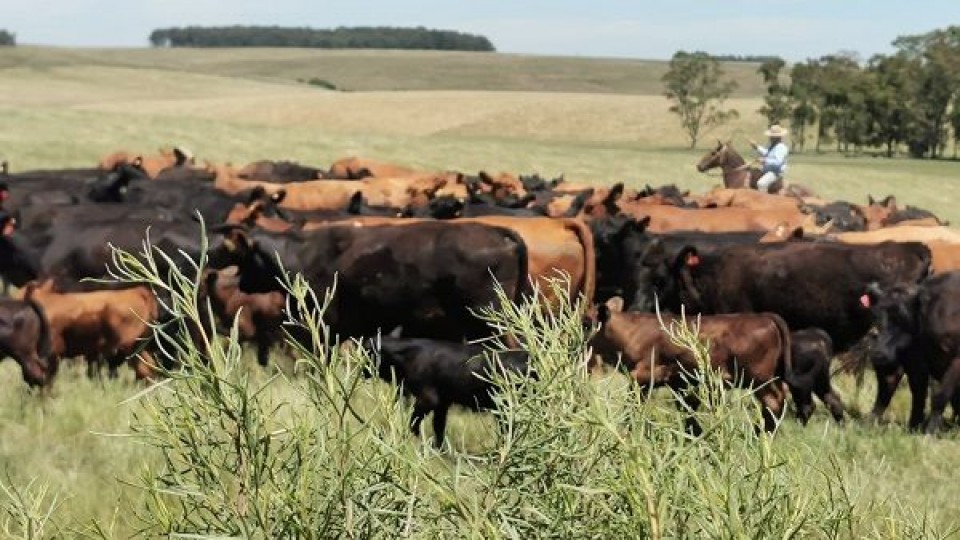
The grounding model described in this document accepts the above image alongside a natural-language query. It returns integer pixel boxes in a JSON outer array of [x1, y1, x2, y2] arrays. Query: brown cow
[[618, 203, 816, 234], [328, 157, 421, 179], [588, 297, 793, 432], [214, 166, 450, 211], [20, 281, 159, 380], [99, 147, 194, 178], [690, 187, 801, 212], [201, 267, 286, 367], [831, 225, 960, 245]]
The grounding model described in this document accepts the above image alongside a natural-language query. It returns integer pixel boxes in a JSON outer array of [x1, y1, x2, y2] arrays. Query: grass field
[[1, 47, 960, 536]]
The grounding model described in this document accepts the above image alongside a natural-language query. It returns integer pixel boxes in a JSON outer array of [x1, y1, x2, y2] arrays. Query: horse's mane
[[722, 144, 747, 168]]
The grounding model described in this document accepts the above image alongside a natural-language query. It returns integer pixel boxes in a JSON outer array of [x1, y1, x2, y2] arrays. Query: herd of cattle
[[1, 145, 959, 444]]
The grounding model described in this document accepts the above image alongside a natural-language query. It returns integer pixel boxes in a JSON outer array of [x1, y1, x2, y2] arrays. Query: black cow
[[883, 205, 947, 226], [207, 221, 528, 340], [0, 209, 207, 291], [0, 298, 53, 386], [238, 160, 325, 183], [788, 328, 845, 424], [866, 272, 960, 433], [801, 201, 867, 232], [410, 189, 592, 220], [364, 335, 531, 448], [518, 173, 564, 193], [588, 215, 801, 310], [651, 241, 931, 352]]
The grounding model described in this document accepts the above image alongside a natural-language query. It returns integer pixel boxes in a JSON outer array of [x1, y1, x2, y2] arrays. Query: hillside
[[0, 46, 768, 96]]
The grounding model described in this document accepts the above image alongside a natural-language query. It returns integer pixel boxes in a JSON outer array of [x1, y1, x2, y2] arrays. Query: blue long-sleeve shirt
[[754, 142, 789, 175]]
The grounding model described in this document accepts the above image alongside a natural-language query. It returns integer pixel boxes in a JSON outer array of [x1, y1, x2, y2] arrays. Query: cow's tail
[[768, 313, 795, 388], [499, 227, 529, 303], [25, 298, 51, 360], [562, 218, 596, 310]]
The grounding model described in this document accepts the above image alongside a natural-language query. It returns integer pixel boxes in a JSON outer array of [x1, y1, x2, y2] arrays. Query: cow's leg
[[870, 363, 904, 422], [758, 381, 787, 432], [128, 352, 157, 382], [905, 366, 929, 431], [256, 335, 272, 368], [793, 389, 815, 425], [926, 358, 960, 434], [431, 404, 450, 449], [409, 400, 432, 438], [815, 369, 846, 423]]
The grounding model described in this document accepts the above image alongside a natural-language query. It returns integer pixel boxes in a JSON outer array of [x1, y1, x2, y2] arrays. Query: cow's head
[[424, 195, 464, 219], [584, 183, 625, 218], [666, 246, 705, 313], [861, 195, 898, 230], [862, 282, 921, 366], [0, 214, 38, 288], [590, 215, 672, 311], [207, 225, 287, 293]]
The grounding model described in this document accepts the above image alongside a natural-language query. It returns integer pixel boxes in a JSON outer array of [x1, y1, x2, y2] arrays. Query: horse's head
[[696, 140, 729, 172]]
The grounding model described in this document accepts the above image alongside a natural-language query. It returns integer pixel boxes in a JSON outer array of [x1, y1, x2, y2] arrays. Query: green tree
[[0, 30, 14, 47], [757, 57, 792, 124], [787, 62, 819, 153], [662, 51, 739, 149], [864, 54, 919, 157]]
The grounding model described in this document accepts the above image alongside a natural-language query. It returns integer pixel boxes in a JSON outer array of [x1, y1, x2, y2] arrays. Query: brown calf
[[588, 297, 792, 432], [20, 281, 159, 380], [201, 267, 286, 367]]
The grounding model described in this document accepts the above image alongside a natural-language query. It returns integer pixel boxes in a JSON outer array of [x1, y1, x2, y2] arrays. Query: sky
[[1, 0, 955, 61]]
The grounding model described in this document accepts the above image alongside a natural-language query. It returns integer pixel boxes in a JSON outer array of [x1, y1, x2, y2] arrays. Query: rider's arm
[[754, 144, 768, 155], [763, 144, 788, 169]]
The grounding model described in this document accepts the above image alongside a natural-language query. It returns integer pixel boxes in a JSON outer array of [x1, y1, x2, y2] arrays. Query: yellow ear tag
[[223, 238, 237, 252]]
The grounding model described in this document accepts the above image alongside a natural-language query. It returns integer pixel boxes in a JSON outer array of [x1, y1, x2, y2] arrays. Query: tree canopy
[[148, 26, 495, 52], [663, 51, 740, 149], [754, 25, 960, 158], [0, 30, 15, 47]]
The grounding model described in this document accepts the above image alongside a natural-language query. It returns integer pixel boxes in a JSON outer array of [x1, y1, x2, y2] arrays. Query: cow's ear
[[608, 183, 625, 202], [605, 296, 625, 313], [271, 189, 287, 205], [673, 246, 700, 270], [22, 281, 36, 300], [867, 195, 876, 206], [596, 304, 611, 324], [789, 226, 804, 239], [882, 195, 897, 208], [478, 171, 494, 185], [637, 216, 652, 231], [247, 186, 266, 205]]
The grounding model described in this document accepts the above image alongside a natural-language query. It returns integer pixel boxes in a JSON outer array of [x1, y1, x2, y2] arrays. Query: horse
[[695, 140, 783, 192]]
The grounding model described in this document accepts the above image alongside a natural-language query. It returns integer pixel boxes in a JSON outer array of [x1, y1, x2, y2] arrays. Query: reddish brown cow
[[588, 297, 793, 432], [20, 281, 159, 380], [214, 166, 450, 211], [328, 157, 421, 179], [201, 267, 286, 367]]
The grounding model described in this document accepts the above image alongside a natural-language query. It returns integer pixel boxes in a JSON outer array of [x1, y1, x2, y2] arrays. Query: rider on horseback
[[749, 124, 789, 193]]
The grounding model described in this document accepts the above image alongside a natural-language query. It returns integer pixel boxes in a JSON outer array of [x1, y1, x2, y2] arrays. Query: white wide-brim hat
[[764, 124, 788, 138]]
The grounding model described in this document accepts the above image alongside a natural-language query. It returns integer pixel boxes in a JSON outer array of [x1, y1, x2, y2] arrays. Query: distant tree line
[[757, 25, 960, 159], [711, 54, 781, 63], [148, 26, 495, 52], [0, 30, 15, 47]]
